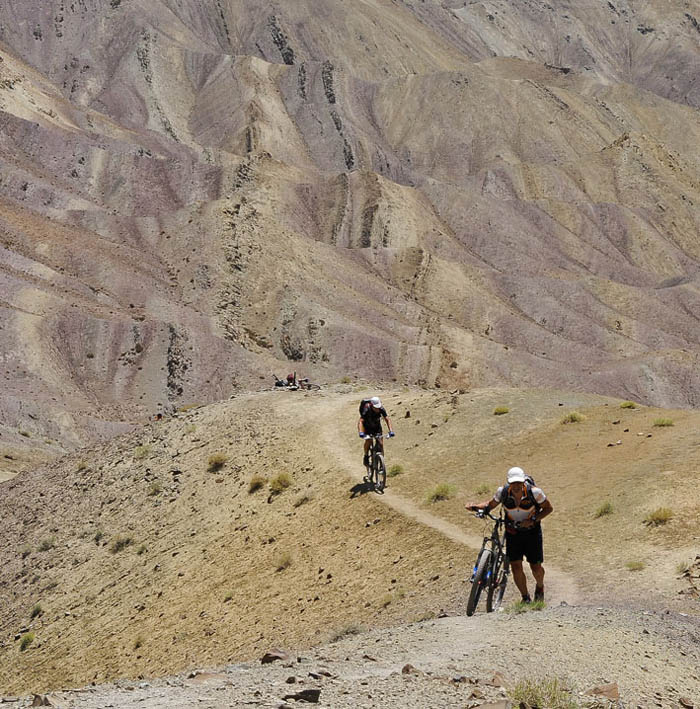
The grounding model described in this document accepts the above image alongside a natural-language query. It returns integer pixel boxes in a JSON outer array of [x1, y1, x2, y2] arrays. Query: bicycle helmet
[[370, 396, 382, 408]]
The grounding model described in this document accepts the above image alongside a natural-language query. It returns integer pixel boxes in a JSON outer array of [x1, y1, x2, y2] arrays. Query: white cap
[[507, 466, 526, 483], [370, 396, 382, 408]]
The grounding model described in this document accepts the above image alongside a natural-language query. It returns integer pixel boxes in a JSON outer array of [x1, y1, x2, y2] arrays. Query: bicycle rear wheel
[[466, 548, 491, 616], [374, 453, 386, 492], [486, 554, 510, 612]]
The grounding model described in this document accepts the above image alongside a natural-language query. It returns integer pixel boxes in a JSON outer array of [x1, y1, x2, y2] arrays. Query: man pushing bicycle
[[467, 467, 553, 603]]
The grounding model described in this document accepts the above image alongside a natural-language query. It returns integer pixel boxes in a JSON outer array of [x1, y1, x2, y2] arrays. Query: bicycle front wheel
[[374, 453, 386, 492], [486, 554, 510, 613], [466, 548, 491, 616]]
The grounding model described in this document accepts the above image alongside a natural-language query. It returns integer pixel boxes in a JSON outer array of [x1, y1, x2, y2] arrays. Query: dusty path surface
[[319, 393, 580, 606], [23, 606, 700, 708]]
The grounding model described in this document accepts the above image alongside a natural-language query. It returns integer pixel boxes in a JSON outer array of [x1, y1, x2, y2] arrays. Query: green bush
[[133, 445, 151, 459], [507, 599, 546, 614], [626, 560, 645, 571], [426, 483, 455, 503], [653, 418, 673, 427], [620, 401, 637, 409], [38, 538, 55, 552], [19, 632, 35, 651], [148, 481, 162, 496], [30, 603, 43, 619], [493, 406, 509, 415], [594, 501, 613, 518], [561, 411, 585, 424], [474, 483, 492, 495]]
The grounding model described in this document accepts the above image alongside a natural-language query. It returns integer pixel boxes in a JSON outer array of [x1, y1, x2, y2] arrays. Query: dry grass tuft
[[270, 472, 292, 495], [493, 406, 509, 415], [653, 418, 674, 427], [207, 452, 228, 472], [620, 401, 637, 409], [293, 490, 314, 508], [110, 535, 133, 553], [509, 677, 577, 709], [626, 560, 645, 571], [594, 501, 613, 518], [508, 599, 546, 614], [426, 483, 455, 503], [274, 551, 292, 572], [388, 464, 404, 477], [19, 632, 35, 652], [474, 483, 492, 495], [248, 474, 266, 493], [148, 481, 162, 496], [644, 507, 673, 526], [561, 411, 585, 424], [133, 444, 151, 459]]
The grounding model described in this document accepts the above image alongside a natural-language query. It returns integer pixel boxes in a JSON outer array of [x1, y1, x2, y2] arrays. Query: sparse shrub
[[493, 406, 509, 415], [626, 560, 645, 571], [620, 401, 637, 409], [274, 551, 292, 571], [388, 464, 404, 477], [426, 483, 455, 503], [644, 507, 673, 526], [223, 592, 233, 603], [133, 635, 143, 650], [134, 444, 151, 459], [93, 530, 103, 545], [594, 501, 613, 518], [38, 538, 54, 552], [177, 403, 201, 413], [414, 610, 437, 622], [676, 561, 690, 575], [30, 603, 43, 619], [207, 452, 228, 472], [19, 632, 35, 651], [148, 481, 162, 496], [329, 623, 364, 642], [293, 491, 314, 508], [509, 677, 577, 709], [76, 460, 88, 471], [561, 411, 584, 424], [270, 472, 292, 495], [507, 599, 546, 614], [380, 593, 393, 608], [474, 483, 492, 495], [248, 474, 266, 493], [653, 418, 674, 427], [137, 544, 147, 555], [20, 546, 32, 559], [110, 535, 133, 553], [340, 376, 351, 384], [19, 430, 31, 438], [86, 352, 95, 359]]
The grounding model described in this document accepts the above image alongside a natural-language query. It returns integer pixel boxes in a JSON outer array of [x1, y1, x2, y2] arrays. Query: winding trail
[[318, 392, 580, 606]]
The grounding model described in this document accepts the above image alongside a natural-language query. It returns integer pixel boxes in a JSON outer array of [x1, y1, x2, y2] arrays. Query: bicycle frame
[[467, 508, 510, 615]]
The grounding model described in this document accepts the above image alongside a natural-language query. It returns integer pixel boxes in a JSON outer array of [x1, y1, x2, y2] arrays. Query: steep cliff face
[[0, 0, 699, 454]]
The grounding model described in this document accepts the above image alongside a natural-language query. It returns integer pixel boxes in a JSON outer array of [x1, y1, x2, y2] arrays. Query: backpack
[[501, 476, 541, 513], [359, 398, 371, 415]]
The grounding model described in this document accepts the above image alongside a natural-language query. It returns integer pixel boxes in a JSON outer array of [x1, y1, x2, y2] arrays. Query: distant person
[[358, 396, 394, 473], [467, 467, 553, 603]]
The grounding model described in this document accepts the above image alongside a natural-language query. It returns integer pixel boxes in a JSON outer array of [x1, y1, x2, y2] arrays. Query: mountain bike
[[297, 377, 320, 391], [363, 433, 388, 492], [466, 508, 510, 616]]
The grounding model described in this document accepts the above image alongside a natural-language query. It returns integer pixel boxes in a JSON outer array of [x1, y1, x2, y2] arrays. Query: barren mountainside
[[0, 0, 699, 463]]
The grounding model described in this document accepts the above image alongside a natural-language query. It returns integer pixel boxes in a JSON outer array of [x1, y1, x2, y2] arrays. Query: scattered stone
[[362, 654, 377, 662], [282, 688, 321, 703], [679, 698, 694, 708], [405, 410, 410, 418], [612, 419, 621, 424], [285, 677, 296, 684], [402, 664, 421, 674], [261, 649, 289, 664], [485, 671, 508, 687], [31, 697, 51, 707], [479, 702, 511, 709], [585, 682, 620, 700]]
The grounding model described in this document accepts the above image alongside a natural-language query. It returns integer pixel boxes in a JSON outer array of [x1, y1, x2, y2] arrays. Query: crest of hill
[[0, 387, 698, 693]]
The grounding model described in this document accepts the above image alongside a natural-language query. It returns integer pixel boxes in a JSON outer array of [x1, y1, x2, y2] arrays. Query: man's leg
[[530, 563, 545, 599], [363, 438, 371, 468], [510, 561, 530, 599]]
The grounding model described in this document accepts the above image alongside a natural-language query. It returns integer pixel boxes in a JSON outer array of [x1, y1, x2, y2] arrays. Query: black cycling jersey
[[360, 403, 388, 433]]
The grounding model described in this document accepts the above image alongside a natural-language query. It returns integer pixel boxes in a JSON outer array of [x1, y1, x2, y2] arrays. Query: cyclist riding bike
[[358, 396, 394, 474], [467, 467, 553, 603]]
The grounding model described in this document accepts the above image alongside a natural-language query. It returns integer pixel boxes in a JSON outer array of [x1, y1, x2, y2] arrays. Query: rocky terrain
[[0, 386, 698, 704], [0, 0, 699, 461]]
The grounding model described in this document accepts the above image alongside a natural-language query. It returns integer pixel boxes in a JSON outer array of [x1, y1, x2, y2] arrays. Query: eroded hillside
[[1, 387, 698, 695], [0, 0, 699, 454]]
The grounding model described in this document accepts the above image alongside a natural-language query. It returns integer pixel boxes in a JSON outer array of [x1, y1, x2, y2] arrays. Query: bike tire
[[486, 554, 510, 613], [374, 453, 386, 492], [466, 548, 491, 616], [308, 383, 321, 390]]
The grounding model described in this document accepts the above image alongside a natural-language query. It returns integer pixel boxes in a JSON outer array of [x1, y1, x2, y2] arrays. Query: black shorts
[[505, 525, 543, 564]]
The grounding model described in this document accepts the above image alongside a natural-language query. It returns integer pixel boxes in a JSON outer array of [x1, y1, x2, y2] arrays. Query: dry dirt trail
[[316, 392, 580, 607]]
